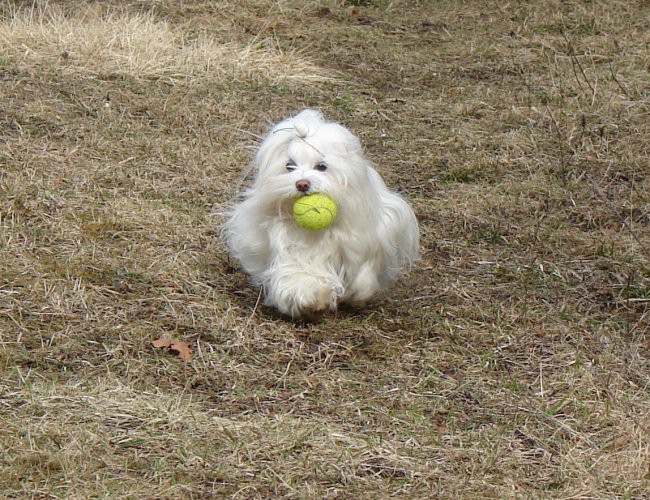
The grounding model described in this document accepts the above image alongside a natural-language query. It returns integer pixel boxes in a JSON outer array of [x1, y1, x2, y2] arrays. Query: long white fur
[[226, 109, 419, 318]]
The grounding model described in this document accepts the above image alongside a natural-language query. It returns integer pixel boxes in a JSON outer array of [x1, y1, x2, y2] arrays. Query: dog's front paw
[[269, 276, 343, 319]]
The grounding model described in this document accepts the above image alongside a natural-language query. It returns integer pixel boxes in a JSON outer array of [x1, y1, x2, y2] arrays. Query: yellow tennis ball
[[293, 193, 338, 230]]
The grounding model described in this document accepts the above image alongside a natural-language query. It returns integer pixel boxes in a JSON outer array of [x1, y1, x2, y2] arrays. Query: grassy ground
[[1, 0, 648, 497]]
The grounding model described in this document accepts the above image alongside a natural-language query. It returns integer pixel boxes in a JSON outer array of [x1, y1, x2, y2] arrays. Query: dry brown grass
[[1, 0, 649, 498], [0, 2, 330, 83]]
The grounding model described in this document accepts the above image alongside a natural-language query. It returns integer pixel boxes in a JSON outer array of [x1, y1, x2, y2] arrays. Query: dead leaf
[[152, 338, 192, 361], [151, 338, 174, 349], [169, 341, 192, 361]]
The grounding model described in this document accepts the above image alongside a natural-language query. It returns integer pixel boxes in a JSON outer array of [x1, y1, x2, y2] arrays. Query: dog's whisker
[[272, 127, 294, 134]]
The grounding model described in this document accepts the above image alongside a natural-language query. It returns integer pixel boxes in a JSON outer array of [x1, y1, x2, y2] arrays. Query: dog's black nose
[[295, 179, 311, 193]]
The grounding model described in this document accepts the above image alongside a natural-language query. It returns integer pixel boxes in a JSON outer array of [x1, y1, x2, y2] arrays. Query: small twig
[[566, 46, 586, 95], [244, 287, 264, 331], [562, 32, 596, 100], [608, 63, 630, 99]]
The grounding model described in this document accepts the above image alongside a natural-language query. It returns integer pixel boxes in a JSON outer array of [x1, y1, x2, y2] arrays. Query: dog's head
[[249, 110, 371, 214]]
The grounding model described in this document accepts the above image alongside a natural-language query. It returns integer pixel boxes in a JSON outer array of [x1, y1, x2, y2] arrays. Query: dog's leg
[[265, 268, 343, 318], [344, 261, 380, 307]]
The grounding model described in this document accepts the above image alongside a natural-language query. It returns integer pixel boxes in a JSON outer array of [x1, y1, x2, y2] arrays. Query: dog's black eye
[[314, 163, 328, 172], [286, 159, 297, 172]]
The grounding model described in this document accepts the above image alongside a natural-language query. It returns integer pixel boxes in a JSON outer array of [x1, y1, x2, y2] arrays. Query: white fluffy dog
[[225, 109, 419, 318]]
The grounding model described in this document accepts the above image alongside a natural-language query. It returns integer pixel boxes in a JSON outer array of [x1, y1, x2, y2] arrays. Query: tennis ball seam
[[293, 206, 334, 216]]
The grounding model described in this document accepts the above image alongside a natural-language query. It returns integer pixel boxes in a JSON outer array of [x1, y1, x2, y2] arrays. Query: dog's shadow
[[247, 297, 377, 325]]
